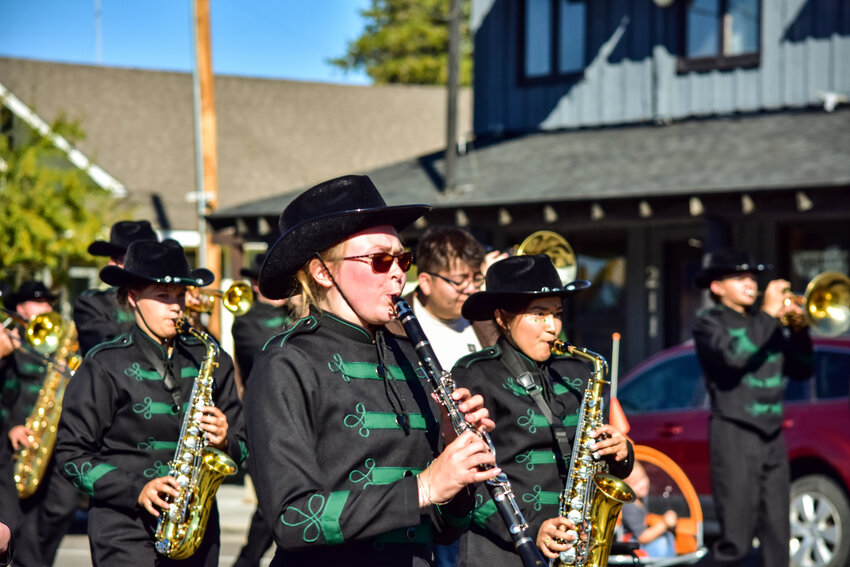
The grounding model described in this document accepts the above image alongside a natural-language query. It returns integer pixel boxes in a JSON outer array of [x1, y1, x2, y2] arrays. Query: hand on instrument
[[417, 430, 499, 508], [199, 406, 229, 450], [8, 425, 35, 450], [0, 329, 15, 358], [138, 475, 181, 517], [590, 424, 629, 462], [537, 516, 578, 560], [436, 387, 495, 445], [762, 279, 791, 318]]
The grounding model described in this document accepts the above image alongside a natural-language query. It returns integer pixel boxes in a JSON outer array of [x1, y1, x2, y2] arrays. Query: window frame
[[677, 0, 762, 74], [518, 0, 588, 86]]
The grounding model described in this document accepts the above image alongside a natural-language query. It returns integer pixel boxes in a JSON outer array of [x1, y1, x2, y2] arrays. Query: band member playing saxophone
[[1, 281, 79, 567], [243, 174, 499, 566], [451, 255, 633, 566], [55, 239, 246, 566]]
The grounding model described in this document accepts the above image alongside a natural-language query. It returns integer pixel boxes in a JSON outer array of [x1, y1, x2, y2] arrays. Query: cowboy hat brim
[[693, 264, 769, 289], [88, 241, 129, 257], [100, 265, 214, 289], [462, 279, 592, 321], [259, 204, 430, 299]]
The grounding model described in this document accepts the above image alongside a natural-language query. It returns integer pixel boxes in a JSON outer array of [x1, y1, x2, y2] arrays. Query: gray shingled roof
[[208, 106, 850, 232], [0, 57, 471, 232]]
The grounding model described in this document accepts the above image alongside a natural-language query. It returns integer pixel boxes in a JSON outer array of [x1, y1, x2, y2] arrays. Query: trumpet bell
[[27, 312, 65, 355], [805, 271, 850, 337], [189, 282, 254, 316], [515, 230, 578, 285], [221, 282, 254, 316]]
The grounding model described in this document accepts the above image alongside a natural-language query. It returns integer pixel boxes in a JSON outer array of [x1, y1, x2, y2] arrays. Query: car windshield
[[619, 352, 706, 412]]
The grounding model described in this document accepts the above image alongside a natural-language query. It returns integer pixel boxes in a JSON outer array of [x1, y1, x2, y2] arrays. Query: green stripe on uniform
[[321, 491, 349, 545]]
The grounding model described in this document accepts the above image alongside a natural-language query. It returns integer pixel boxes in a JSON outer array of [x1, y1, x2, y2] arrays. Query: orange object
[[633, 445, 703, 555], [609, 396, 630, 436]]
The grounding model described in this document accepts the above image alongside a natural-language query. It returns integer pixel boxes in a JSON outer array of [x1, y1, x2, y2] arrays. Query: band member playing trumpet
[[243, 174, 499, 566], [0, 281, 79, 567], [692, 248, 813, 567], [55, 239, 246, 566], [451, 255, 633, 566]]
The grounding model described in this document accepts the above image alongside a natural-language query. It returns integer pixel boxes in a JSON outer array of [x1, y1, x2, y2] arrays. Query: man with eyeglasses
[[388, 226, 503, 376]]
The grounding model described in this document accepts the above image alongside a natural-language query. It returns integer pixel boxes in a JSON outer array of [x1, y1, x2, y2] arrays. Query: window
[[619, 352, 705, 413], [679, 0, 761, 72], [815, 349, 850, 400], [522, 0, 586, 81]]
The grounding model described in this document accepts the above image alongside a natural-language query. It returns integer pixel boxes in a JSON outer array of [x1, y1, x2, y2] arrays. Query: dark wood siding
[[473, 0, 850, 135]]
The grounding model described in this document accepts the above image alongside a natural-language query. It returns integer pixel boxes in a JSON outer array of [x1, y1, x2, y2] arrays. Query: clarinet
[[393, 296, 546, 567]]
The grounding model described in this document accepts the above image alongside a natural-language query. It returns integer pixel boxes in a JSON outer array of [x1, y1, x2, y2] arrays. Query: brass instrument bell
[[1, 308, 65, 355], [515, 230, 578, 286], [189, 281, 254, 316], [804, 271, 850, 337]]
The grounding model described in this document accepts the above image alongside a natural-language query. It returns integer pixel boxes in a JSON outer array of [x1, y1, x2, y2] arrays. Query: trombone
[[1, 308, 66, 355], [187, 281, 254, 317]]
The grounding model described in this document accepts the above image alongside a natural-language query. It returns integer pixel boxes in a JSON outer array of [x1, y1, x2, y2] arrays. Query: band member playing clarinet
[[451, 255, 633, 566], [243, 174, 499, 567], [55, 239, 246, 566]]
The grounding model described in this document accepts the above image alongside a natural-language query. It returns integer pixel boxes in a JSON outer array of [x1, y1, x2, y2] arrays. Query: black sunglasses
[[343, 251, 414, 273]]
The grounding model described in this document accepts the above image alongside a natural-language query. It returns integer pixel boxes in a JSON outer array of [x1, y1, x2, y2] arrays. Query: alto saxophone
[[14, 321, 81, 498], [155, 318, 237, 559], [553, 340, 635, 567]]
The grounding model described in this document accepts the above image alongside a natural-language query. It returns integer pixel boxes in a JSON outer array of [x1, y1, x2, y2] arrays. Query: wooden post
[[193, 0, 221, 337]]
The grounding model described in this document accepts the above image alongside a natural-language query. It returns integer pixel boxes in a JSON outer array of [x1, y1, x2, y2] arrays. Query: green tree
[[0, 113, 118, 288], [329, 0, 473, 86]]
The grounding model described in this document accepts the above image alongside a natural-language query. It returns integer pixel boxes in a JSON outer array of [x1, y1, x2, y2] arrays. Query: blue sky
[[0, 0, 372, 85]]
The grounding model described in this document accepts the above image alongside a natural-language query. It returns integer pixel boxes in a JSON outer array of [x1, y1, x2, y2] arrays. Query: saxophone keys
[[567, 509, 582, 524], [560, 546, 577, 565], [176, 474, 190, 488]]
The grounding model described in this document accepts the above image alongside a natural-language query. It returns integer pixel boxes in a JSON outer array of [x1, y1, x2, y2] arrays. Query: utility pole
[[192, 0, 221, 337], [444, 0, 461, 193]]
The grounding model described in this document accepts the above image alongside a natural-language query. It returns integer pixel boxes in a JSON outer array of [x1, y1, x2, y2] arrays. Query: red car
[[617, 337, 850, 567]]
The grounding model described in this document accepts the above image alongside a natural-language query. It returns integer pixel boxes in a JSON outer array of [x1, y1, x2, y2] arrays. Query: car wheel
[[789, 474, 850, 567]]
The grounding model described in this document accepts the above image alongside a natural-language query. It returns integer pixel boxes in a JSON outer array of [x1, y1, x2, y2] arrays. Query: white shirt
[[412, 294, 482, 369]]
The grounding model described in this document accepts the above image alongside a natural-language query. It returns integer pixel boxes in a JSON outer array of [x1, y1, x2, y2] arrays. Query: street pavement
[[54, 481, 275, 567]]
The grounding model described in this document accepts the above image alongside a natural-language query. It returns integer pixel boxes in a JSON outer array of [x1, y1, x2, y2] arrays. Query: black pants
[[0, 445, 21, 534], [699, 417, 790, 567], [87, 504, 220, 567], [14, 459, 80, 567], [232, 505, 274, 567]]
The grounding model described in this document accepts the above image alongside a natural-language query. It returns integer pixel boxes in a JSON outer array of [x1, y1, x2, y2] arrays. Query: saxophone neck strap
[[501, 345, 572, 470], [135, 332, 184, 411]]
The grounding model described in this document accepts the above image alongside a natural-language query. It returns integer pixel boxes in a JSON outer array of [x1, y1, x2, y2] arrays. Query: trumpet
[[1, 308, 65, 355], [187, 282, 254, 316], [749, 271, 850, 336]]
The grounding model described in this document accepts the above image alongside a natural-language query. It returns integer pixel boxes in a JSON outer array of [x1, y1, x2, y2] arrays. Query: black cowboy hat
[[462, 255, 591, 321], [88, 220, 159, 257], [693, 248, 771, 289], [240, 253, 266, 280], [4, 281, 59, 311], [259, 174, 431, 299], [100, 239, 214, 289]]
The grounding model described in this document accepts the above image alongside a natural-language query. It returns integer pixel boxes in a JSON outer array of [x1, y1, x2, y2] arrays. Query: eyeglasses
[[343, 251, 414, 273], [425, 272, 486, 291]]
